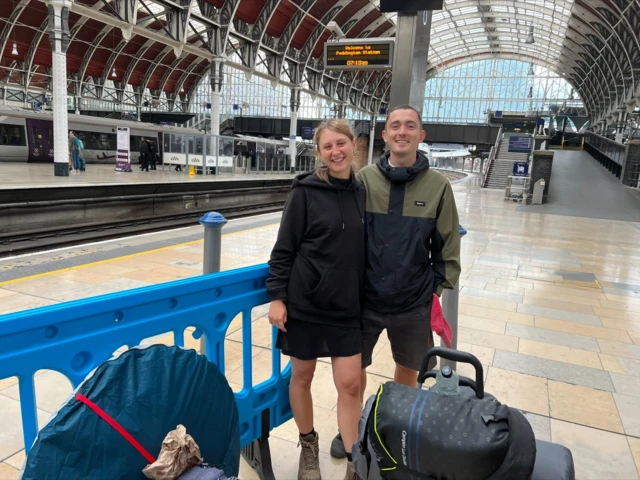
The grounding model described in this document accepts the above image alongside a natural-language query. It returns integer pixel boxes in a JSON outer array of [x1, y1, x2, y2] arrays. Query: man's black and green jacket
[[356, 150, 461, 313]]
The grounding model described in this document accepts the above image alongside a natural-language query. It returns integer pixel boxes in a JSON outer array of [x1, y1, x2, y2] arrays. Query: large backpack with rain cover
[[353, 347, 537, 480], [20, 345, 241, 480]]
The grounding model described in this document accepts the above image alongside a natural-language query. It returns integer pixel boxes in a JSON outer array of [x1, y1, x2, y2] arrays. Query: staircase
[[484, 137, 530, 189]]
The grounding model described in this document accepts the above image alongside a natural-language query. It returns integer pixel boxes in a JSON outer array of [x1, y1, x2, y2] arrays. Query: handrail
[[0, 264, 292, 457], [482, 126, 503, 187]]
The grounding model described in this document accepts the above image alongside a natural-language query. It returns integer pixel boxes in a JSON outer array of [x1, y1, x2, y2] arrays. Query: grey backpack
[[177, 465, 238, 480], [352, 348, 537, 480]]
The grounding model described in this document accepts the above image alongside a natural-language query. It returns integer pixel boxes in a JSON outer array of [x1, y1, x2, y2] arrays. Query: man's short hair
[[385, 104, 423, 127]]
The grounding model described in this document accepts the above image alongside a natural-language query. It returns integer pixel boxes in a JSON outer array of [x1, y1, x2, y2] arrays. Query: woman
[[266, 119, 365, 480]]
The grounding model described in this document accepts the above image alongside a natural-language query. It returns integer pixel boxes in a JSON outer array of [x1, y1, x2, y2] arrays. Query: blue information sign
[[301, 127, 314, 140], [508, 136, 533, 153], [513, 162, 529, 177]]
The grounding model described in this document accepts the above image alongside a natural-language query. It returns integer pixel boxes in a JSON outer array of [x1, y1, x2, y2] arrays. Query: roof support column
[[616, 111, 627, 144], [388, 10, 433, 112], [289, 86, 300, 172], [210, 59, 224, 136], [48, 0, 72, 177], [368, 115, 376, 165]]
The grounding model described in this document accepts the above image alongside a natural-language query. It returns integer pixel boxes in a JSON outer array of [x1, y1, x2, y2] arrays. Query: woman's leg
[[331, 354, 362, 458], [290, 357, 317, 434], [290, 357, 321, 480]]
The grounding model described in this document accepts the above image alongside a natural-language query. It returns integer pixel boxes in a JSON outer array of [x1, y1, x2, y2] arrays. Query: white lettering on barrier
[[163, 153, 186, 165], [218, 156, 233, 167], [204, 156, 234, 167], [188, 155, 203, 166]]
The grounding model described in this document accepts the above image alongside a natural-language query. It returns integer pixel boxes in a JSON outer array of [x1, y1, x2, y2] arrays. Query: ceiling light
[[525, 25, 535, 44], [111, 67, 116, 78], [11, 42, 18, 56]]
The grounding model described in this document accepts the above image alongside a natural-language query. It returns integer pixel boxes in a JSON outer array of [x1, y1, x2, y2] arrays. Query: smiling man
[[331, 104, 462, 458]]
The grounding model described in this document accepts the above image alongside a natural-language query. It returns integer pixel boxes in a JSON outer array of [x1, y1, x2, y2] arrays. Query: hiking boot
[[331, 433, 346, 459], [298, 432, 321, 480], [344, 461, 359, 480]]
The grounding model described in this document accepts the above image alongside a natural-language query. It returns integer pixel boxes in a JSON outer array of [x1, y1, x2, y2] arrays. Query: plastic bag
[[143, 425, 203, 480]]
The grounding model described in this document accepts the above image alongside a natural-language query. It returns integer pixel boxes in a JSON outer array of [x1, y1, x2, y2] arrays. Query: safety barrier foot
[[241, 409, 276, 480]]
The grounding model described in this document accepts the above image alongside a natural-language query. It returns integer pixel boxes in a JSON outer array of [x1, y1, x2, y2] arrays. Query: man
[[139, 136, 150, 171], [331, 104, 461, 458]]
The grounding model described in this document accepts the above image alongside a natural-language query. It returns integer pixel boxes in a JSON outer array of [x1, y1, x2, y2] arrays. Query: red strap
[[75, 393, 156, 464]]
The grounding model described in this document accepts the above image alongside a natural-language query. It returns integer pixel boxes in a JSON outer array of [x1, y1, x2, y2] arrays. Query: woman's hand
[[268, 299, 288, 332]]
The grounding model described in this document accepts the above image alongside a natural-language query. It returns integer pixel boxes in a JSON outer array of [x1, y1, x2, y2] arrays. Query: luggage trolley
[[504, 175, 530, 202]]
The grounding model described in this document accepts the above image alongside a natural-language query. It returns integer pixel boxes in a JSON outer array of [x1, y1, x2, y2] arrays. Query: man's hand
[[268, 299, 288, 332]]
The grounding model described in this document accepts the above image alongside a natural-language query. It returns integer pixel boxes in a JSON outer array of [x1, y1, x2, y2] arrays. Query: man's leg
[[394, 363, 419, 387], [387, 302, 434, 387]]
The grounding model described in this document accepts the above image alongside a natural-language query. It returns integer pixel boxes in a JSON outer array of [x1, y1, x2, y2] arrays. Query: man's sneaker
[[330, 433, 346, 459], [344, 461, 360, 480], [298, 432, 321, 480]]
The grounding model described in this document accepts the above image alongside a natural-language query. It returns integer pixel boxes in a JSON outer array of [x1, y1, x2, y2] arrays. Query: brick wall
[[622, 140, 640, 188], [354, 136, 369, 170], [529, 150, 554, 203]]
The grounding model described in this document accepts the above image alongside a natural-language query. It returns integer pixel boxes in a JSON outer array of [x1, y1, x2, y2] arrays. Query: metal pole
[[199, 212, 228, 354], [439, 224, 467, 372]]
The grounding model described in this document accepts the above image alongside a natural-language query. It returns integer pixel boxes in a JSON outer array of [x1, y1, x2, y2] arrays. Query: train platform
[[1, 152, 640, 479], [0, 163, 295, 190]]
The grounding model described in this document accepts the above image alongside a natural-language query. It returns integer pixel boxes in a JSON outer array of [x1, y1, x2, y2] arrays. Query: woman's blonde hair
[[312, 118, 357, 184]]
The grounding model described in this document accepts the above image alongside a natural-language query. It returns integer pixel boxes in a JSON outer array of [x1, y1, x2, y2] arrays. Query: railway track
[[0, 179, 293, 257], [0, 201, 285, 257]]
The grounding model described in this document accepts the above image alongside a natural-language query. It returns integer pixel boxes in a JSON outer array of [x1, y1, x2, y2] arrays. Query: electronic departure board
[[324, 38, 395, 70], [380, 0, 443, 13]]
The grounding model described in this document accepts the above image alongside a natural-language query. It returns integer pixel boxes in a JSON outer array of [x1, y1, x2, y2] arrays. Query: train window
[[0, 125, 27, 146], [131, 136, 142, 152], [75, 131, 116, 150]]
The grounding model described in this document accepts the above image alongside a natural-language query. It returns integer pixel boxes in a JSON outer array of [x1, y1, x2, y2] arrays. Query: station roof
[[1, 0, 639, 125]]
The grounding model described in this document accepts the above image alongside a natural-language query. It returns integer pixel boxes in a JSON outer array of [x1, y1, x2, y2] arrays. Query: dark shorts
[[361, 302, 434, 372], [276, 318, 362, 361]]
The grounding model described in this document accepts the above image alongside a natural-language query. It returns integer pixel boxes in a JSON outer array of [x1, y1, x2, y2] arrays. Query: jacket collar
[[376, 150, 430, 183]]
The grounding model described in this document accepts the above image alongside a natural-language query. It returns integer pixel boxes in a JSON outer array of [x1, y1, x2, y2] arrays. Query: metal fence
[[0, 262, 291, 477]]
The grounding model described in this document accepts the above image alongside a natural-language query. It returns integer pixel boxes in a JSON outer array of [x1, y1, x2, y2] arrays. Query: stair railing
[[482, 126, 503, 187]]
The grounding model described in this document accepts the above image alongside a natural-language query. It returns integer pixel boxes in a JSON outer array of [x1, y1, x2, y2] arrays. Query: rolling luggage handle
[[417, 347, 485, 399]]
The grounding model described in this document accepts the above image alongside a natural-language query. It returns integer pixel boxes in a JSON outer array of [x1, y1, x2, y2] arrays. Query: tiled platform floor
[[2, 155, 640, 478], [0, 162, 294, 189]]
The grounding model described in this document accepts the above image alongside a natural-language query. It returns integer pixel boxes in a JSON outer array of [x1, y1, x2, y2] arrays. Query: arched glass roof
[[0, 0, 638, 126]]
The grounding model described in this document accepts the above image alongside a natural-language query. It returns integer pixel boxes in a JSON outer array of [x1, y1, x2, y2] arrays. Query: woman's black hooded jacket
[[266, 170, 366, 327]]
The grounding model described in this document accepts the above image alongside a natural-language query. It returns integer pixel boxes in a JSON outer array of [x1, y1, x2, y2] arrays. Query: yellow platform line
[[0, 223, 278, 288]]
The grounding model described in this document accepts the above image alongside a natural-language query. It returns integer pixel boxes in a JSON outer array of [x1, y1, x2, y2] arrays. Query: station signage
[[115, 127, 132, 172], [508, 136, 533, 153], [324, 38, 394, 70], [380, 0, 443, 13]]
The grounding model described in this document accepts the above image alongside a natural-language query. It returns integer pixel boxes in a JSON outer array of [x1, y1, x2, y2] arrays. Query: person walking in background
[[266, 119, 366, 480]]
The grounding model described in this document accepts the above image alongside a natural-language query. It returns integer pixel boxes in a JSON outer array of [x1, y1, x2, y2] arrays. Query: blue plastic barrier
[[0, 264, 291, 475]]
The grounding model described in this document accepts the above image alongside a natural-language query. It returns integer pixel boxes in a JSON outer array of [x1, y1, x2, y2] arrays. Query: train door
[[26, 119, 54, 163]]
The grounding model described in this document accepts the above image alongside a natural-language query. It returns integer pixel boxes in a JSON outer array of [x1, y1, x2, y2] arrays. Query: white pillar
[[209, 59, 223, 172], [48, 0, 72, 176], [368, 118, 375, 165], [289, 87, 300, 173]]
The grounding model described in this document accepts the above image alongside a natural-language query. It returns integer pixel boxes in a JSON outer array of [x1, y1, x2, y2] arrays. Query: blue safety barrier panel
[[0, 264, 292, 458]]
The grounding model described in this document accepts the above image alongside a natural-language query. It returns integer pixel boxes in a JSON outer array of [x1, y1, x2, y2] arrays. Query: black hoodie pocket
[[287, 255, 318, 307], [307, 268, 361, 315]]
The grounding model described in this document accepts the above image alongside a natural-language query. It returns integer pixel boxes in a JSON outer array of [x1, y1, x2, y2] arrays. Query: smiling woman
[[313, 119, 359, 182], [265, 118, 366, 480]]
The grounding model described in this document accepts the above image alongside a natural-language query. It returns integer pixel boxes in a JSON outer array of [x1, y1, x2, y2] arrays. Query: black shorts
[[361, 302, 435, 372], [276, 318, 362, 361]]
